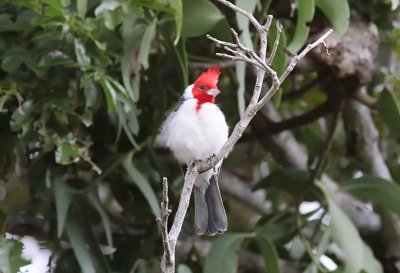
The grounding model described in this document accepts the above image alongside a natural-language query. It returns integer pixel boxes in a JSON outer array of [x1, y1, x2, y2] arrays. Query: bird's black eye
[[199, 85, 206, 90]]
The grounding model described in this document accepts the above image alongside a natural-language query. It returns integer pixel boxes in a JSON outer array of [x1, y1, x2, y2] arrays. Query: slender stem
[[157, 178, 173, 271], [268, 21, 282, 66], [309, 103, 342, 183]]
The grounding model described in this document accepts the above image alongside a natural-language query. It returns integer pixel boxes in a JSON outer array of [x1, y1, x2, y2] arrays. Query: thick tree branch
[[282, 77, 320, 101], [268, 100, 332, 134], [259, 103, 381, 233], [344, 98, 400, 264], [219, 170, 270, 215], [241, 100, 333, 142]]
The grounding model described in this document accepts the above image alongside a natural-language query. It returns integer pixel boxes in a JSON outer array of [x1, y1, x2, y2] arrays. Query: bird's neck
[[191, 88, 215, 111], [195, 96, 215, 111]]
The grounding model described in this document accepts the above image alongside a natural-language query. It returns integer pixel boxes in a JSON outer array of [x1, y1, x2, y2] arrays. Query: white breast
[[157, 98, 228, 165]]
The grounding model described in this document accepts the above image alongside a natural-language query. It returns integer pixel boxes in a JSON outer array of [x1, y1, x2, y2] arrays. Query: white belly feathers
[[158, 99, 228, 165]]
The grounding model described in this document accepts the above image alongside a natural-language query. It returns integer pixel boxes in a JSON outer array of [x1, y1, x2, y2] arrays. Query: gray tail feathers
[[194, 176, 227, 236]]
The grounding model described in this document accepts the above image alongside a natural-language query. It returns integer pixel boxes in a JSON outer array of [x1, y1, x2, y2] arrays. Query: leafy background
[[0, 0, 400, 272]]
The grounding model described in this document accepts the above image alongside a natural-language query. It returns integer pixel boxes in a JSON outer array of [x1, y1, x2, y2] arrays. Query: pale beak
[[207, 89, 221, 97]]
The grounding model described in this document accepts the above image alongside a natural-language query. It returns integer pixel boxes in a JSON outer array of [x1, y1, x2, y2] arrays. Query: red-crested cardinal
[[156, 67, 228, 235]]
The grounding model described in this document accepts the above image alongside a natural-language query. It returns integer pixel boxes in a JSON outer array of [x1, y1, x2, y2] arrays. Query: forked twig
[[157, 178, 173, 270]]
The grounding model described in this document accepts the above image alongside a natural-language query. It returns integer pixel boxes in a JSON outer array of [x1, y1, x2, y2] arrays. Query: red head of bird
[[192, 67, 221, 106]]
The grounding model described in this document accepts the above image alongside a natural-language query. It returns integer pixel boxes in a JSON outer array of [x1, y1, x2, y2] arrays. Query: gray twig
[[268, 21, 283, 66], [157, 178, 173, 271]]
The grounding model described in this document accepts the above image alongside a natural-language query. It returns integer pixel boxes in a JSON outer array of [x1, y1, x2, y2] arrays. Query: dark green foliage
[[0, 0, 400, 272]]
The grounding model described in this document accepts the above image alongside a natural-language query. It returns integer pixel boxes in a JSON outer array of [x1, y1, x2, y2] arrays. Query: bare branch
[[263, 15, 273, 32], [206, 34, 237, 49], [219, 171, 270, 215], [157, 178, 173, 271], [268, 21, 283, 66], [215, 53, 263, 69], [257, 29, 333, 109], [280, 29, 333, 84]]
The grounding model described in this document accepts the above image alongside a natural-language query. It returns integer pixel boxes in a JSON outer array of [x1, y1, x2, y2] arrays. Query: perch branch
[[159, 1, 333, 272]]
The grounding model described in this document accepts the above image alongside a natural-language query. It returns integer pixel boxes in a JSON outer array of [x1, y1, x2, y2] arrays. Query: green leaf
[[99, 78, 117, 111], [204, 233, 251, 273], [177, 264, 192, 273], [121, 21, 146, 102], [77, 0, 88, 18], [0, 238, 29, 273], [268, 23, 287, 77], [235, 0, 256, 49], [138, 19, 157, 70], [256, 237, 282, 273], [1, 48, 27, 73], [53, 174, 75, 237], [103, 9, 123, 30], [169, 0, 183, 44], [122, 153, 161, 217], [74, 38, 91, 67], [174, 39, 189, 88], [38, 51, 72, 68], [317, 184, 383, 273], [1, 55, 24, 73], [378, 89, 400, 140], [55, 142, 80, 165], [208, 18, 233, 43], [235, 0, 257, 116], [60, 0, 71, 7], [287, 0, 315, 53], [65, 213, 97, 273], [328, 197, 363, 273], [315, 0, 350, 36], [257, 212, 298, 243], [10, 100, 34, 132], [84, 83, 101, 112], [362, 243, 383, 273], [88, 187, 113, 250], [134, 0, 175, 13], [0, 14, 15, 32], [340, 175, 400, 215], [181, 0, 224, 38], [327, 197, 383, 273]]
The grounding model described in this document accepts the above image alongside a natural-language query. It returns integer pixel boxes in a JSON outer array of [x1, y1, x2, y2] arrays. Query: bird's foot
[[188, 159, 203, 170], [207, 153, 217, 172], [188, 160, 197, 169]]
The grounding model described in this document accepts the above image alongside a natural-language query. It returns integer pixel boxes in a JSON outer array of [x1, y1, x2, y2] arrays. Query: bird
[[156, 67, 229, 236]]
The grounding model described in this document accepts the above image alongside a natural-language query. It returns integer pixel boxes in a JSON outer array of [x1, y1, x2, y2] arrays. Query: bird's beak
[[207, 89, 221, 97]]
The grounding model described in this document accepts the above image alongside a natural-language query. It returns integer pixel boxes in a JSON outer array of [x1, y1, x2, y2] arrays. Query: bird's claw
[[208, 153, 217, 172], [188, 160, 196, 169]]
